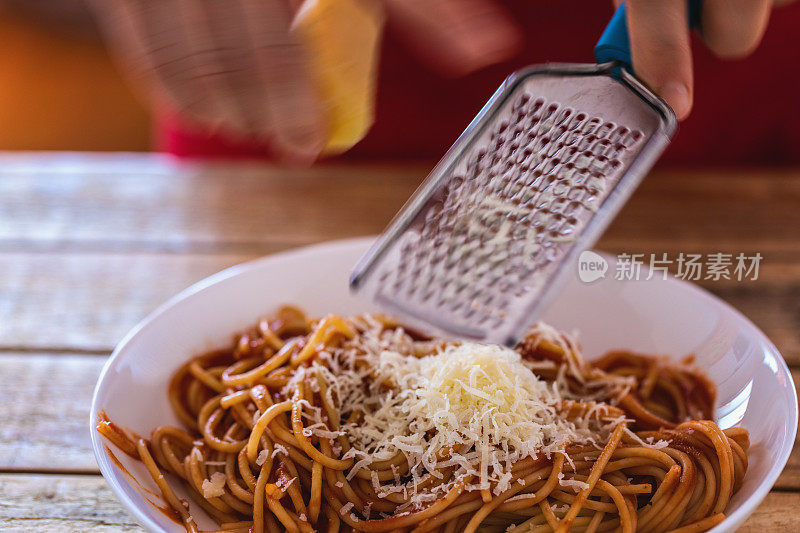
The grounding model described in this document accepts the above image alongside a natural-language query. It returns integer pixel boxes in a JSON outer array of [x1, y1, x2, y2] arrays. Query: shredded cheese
[[271, 443, 288, 459], [624, 427, 670, 449], [278, 476, 296, 491], [201, 472, 226, 498], [256, 450, 270, 466], [288, 318, 629, 511], [384, 343, 582, 495], [558, 472, 590, 493], [281, 316, 634, 512]]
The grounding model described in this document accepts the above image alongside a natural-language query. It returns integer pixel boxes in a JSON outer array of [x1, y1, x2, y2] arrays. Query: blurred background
[[0, 1, 150, 151], [3, 0, 798, 165]]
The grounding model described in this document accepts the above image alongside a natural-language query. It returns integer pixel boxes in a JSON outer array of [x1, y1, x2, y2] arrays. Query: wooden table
[[0, 152, 797, 531]]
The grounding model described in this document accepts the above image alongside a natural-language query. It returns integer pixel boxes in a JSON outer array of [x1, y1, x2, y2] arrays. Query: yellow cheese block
[[292, 0, 385, 154]]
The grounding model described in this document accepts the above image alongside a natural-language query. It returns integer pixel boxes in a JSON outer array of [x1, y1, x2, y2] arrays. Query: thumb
[[626, 0, 694, 120]]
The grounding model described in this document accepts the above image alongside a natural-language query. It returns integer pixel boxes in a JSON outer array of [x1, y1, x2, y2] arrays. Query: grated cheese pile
[[289, 316, 630, 511], [378, 343, 581, 494]]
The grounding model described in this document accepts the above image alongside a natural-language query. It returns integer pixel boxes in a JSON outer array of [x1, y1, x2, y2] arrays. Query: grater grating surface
[[351, 64, 676, 346]]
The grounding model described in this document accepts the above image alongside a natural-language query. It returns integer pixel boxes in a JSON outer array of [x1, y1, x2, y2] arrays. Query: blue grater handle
[[594, 1, 703, 72]]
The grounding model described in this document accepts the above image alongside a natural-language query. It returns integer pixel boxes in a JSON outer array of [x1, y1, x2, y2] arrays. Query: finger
[[173, 0, 254, 134], [194, 0, 279, 140], [627, 0, 694, 120], [700, 0, 771, 59], [90, 0, 219, 123], [384, 0, 522, 77], [241, 0, 325, 162]]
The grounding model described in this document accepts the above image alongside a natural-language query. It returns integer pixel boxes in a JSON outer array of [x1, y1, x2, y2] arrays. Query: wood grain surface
[[0, 153, 797, 531], [0, 474, 795, 531]]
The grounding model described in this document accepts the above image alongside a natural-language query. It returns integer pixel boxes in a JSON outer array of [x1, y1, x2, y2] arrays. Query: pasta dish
[[97, 306, 748, 533]]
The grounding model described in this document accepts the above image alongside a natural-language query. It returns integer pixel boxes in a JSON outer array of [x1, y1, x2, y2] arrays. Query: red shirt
[[158, 0, 800, 166]]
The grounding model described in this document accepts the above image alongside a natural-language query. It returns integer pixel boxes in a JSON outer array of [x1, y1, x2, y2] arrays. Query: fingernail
[[659, 81, 691, 120], [273, 126, 325, 165], [281, 123, 325, 150]]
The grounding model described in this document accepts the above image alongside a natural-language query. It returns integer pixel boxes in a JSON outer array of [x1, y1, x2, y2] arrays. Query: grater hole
[[610, 126, 629, 144], [584, 117, 601, 134], [624, 130, 644, 147], [384, 93, 643, 335]]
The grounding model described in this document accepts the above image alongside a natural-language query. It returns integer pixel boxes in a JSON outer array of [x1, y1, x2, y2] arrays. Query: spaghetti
[[98, 305, 749, 533]]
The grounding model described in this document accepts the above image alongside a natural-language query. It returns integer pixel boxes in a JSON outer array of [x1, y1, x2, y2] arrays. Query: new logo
[[577, 250, 608, 283]]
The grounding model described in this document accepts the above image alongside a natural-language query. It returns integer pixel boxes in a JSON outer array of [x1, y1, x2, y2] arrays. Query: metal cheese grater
[[350, 3, 687, 346]]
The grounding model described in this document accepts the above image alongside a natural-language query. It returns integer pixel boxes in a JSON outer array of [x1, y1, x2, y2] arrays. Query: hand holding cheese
[[89, 0, 519, 161], [291, 0, 385, 155]]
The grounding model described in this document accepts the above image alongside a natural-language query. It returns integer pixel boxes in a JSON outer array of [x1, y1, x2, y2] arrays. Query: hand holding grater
[[351, 2, 701, 346]]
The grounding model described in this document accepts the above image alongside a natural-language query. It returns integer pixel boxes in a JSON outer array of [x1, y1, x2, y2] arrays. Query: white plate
[[91, 237, 798, 532]]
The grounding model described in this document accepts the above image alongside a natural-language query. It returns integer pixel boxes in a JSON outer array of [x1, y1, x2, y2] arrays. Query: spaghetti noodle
[[98, 305, 748, 533]]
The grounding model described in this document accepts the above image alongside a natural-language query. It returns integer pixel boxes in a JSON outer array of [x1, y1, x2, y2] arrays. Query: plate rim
[[90, 236, 798, 533]]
